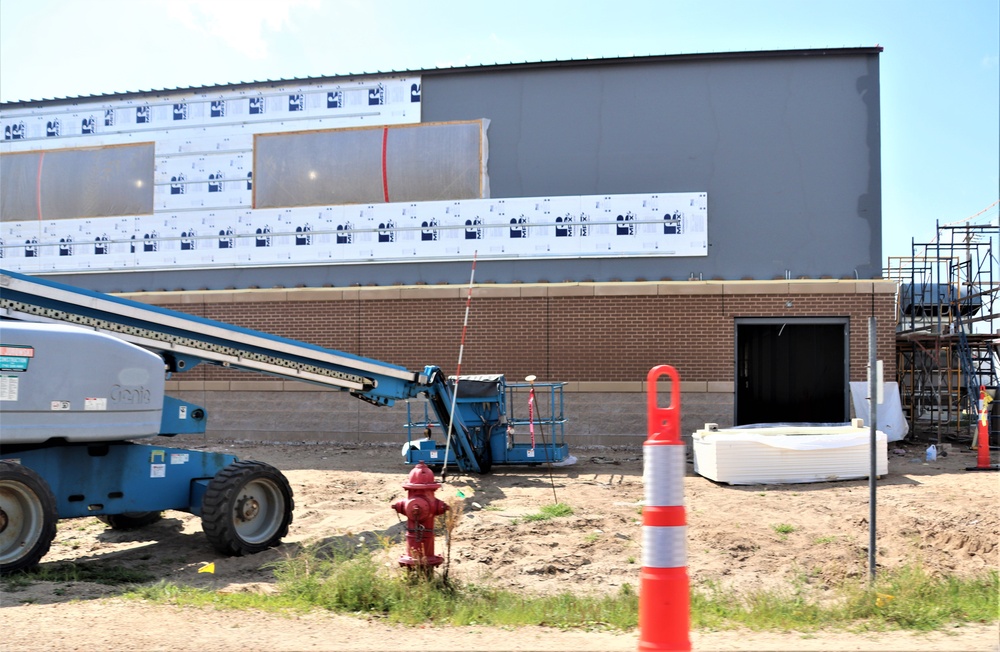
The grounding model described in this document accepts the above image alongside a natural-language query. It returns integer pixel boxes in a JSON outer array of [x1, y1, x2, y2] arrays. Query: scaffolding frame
[[885, 220, 1000, 445]]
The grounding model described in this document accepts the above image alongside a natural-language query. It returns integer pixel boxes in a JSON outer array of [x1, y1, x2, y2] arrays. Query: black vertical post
[[868, 316, 878, 582]]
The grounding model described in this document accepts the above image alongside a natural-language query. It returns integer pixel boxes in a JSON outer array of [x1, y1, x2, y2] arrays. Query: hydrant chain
[[391, 461, 448, 571]]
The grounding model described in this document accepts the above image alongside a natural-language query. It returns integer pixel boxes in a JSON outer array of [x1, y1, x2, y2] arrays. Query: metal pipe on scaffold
[[638, 365, 691, 652]]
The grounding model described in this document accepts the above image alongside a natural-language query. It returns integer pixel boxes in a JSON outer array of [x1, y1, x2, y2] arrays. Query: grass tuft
[[522, 503, 574, 522]]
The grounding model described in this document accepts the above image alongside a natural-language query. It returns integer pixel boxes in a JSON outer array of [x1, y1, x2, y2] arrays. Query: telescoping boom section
[[0, 268, 484, 472]]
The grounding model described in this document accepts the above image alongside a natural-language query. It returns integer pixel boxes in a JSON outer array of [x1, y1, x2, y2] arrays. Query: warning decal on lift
[[150, 450, 167, 477], [0, 344, 34, 372], [0, 375, 19, 401], [85, 397, 107, 411]]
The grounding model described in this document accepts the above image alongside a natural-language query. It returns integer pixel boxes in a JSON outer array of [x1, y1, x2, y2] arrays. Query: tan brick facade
[[137, 279, 897, 446], [136, 280, 897, 384]]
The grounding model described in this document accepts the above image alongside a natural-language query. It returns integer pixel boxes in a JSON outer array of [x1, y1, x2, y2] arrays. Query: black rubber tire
[[96, 511, 163, 530], [0, 462, 58, 575], [201, 461, 294, 556]]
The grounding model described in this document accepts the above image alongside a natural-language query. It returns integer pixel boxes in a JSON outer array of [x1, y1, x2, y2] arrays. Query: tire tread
[[201, 460, 293, 556], [0, 461, 58, 574]]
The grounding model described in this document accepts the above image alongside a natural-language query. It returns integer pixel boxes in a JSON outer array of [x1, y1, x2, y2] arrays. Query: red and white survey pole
[[638, 365, 691, 652], [527, 384, 537, 449]]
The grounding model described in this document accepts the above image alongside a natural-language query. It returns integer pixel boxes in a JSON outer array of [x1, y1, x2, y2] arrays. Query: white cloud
[[162, 0, 319, 60], [983, 54, 999, 69]]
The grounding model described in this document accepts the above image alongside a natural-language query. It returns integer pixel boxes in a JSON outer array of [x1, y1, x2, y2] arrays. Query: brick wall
[[151, 281, 896, 385], [140, 279, 897, 445]]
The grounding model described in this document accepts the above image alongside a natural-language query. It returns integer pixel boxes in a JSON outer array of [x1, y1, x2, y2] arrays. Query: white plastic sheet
[[850, 381, 909, 442], [1, 144, 154, 221], [255, 120, 489, 208]]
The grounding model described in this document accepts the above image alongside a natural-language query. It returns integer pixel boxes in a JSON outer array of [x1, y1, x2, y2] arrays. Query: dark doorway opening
[[736, 320, 848, 425]]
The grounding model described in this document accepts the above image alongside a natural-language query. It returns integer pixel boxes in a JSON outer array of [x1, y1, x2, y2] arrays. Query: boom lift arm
[[0, 269, 484, 472]]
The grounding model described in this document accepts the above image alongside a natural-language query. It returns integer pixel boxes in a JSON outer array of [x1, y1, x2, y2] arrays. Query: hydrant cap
[[403, 461, 441, 489]]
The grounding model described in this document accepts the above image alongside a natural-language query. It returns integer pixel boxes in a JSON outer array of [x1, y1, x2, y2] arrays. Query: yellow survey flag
[[198, 562, 215, 574], [876, 593, 894, 607]]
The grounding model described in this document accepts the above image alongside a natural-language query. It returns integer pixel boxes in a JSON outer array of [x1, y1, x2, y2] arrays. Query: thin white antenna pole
[[442, 251, 477, 477]]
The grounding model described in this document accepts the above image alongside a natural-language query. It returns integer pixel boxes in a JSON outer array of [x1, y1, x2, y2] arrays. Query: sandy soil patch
[[2, 436, 997, 651]]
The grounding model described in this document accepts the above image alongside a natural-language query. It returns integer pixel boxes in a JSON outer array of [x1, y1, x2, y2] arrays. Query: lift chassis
[[0, 269, 568, 573]]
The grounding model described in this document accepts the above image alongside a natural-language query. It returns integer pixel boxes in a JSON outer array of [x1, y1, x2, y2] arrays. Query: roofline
[[1, 46, 883, 108], [425, 46, 884, 76]]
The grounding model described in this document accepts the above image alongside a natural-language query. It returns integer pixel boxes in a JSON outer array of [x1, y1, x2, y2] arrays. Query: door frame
[[734, 317, 851, 425]]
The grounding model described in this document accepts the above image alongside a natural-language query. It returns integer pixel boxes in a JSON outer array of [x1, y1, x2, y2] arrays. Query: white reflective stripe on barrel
[[643, 444, 686, 506], [642, 525, 687, 568]]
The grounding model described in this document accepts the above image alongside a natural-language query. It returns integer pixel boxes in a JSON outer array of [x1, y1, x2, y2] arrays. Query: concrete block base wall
[[169, 384, 736, 450]]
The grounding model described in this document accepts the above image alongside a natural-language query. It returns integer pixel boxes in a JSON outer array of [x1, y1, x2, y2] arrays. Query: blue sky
[[1, 0, 996, 267]]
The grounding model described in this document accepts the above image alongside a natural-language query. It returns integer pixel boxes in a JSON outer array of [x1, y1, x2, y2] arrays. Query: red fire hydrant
[[391, 462, 448, 571]]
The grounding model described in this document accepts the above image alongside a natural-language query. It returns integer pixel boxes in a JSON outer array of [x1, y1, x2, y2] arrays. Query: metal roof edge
[[424, 46, 884, 77]]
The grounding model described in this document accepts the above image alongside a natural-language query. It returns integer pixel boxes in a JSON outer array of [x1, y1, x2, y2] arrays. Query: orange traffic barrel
[[638, 365, 691, 651], [968, 385, 999, 472]]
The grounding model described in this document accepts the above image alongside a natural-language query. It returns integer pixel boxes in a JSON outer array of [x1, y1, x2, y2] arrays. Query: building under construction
[[886, 211, 1000, 448]]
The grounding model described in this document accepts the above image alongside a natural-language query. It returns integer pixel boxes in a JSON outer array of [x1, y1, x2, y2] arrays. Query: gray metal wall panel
[[421, 54, 882, 282], [41, 52, 881, 293]]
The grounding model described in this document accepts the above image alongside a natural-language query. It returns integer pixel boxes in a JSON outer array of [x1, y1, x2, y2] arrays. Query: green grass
[[127, 580, 305, 612], [119, 546, 997, 634], [521, 503, 574, 522], [842, 566, 999, 631], [692, 566, 998, 632], [5, 546, 994, 635], [126, 547, 638, 630], [2, 562, 155, 589]]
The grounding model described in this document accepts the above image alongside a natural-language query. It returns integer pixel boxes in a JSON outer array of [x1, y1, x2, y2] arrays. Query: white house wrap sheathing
[[692, 421, 888, 485]]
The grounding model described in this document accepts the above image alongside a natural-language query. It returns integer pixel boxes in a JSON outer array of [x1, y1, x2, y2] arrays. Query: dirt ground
[[1, 433, 998, 652]]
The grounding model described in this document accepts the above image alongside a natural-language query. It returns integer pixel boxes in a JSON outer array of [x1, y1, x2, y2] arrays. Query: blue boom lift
[[0, 269, 567, 573]]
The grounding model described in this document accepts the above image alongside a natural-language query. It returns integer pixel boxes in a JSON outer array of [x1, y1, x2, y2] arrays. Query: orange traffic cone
[[638, 365, 691, 651], [967, 386, 999, 472]]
